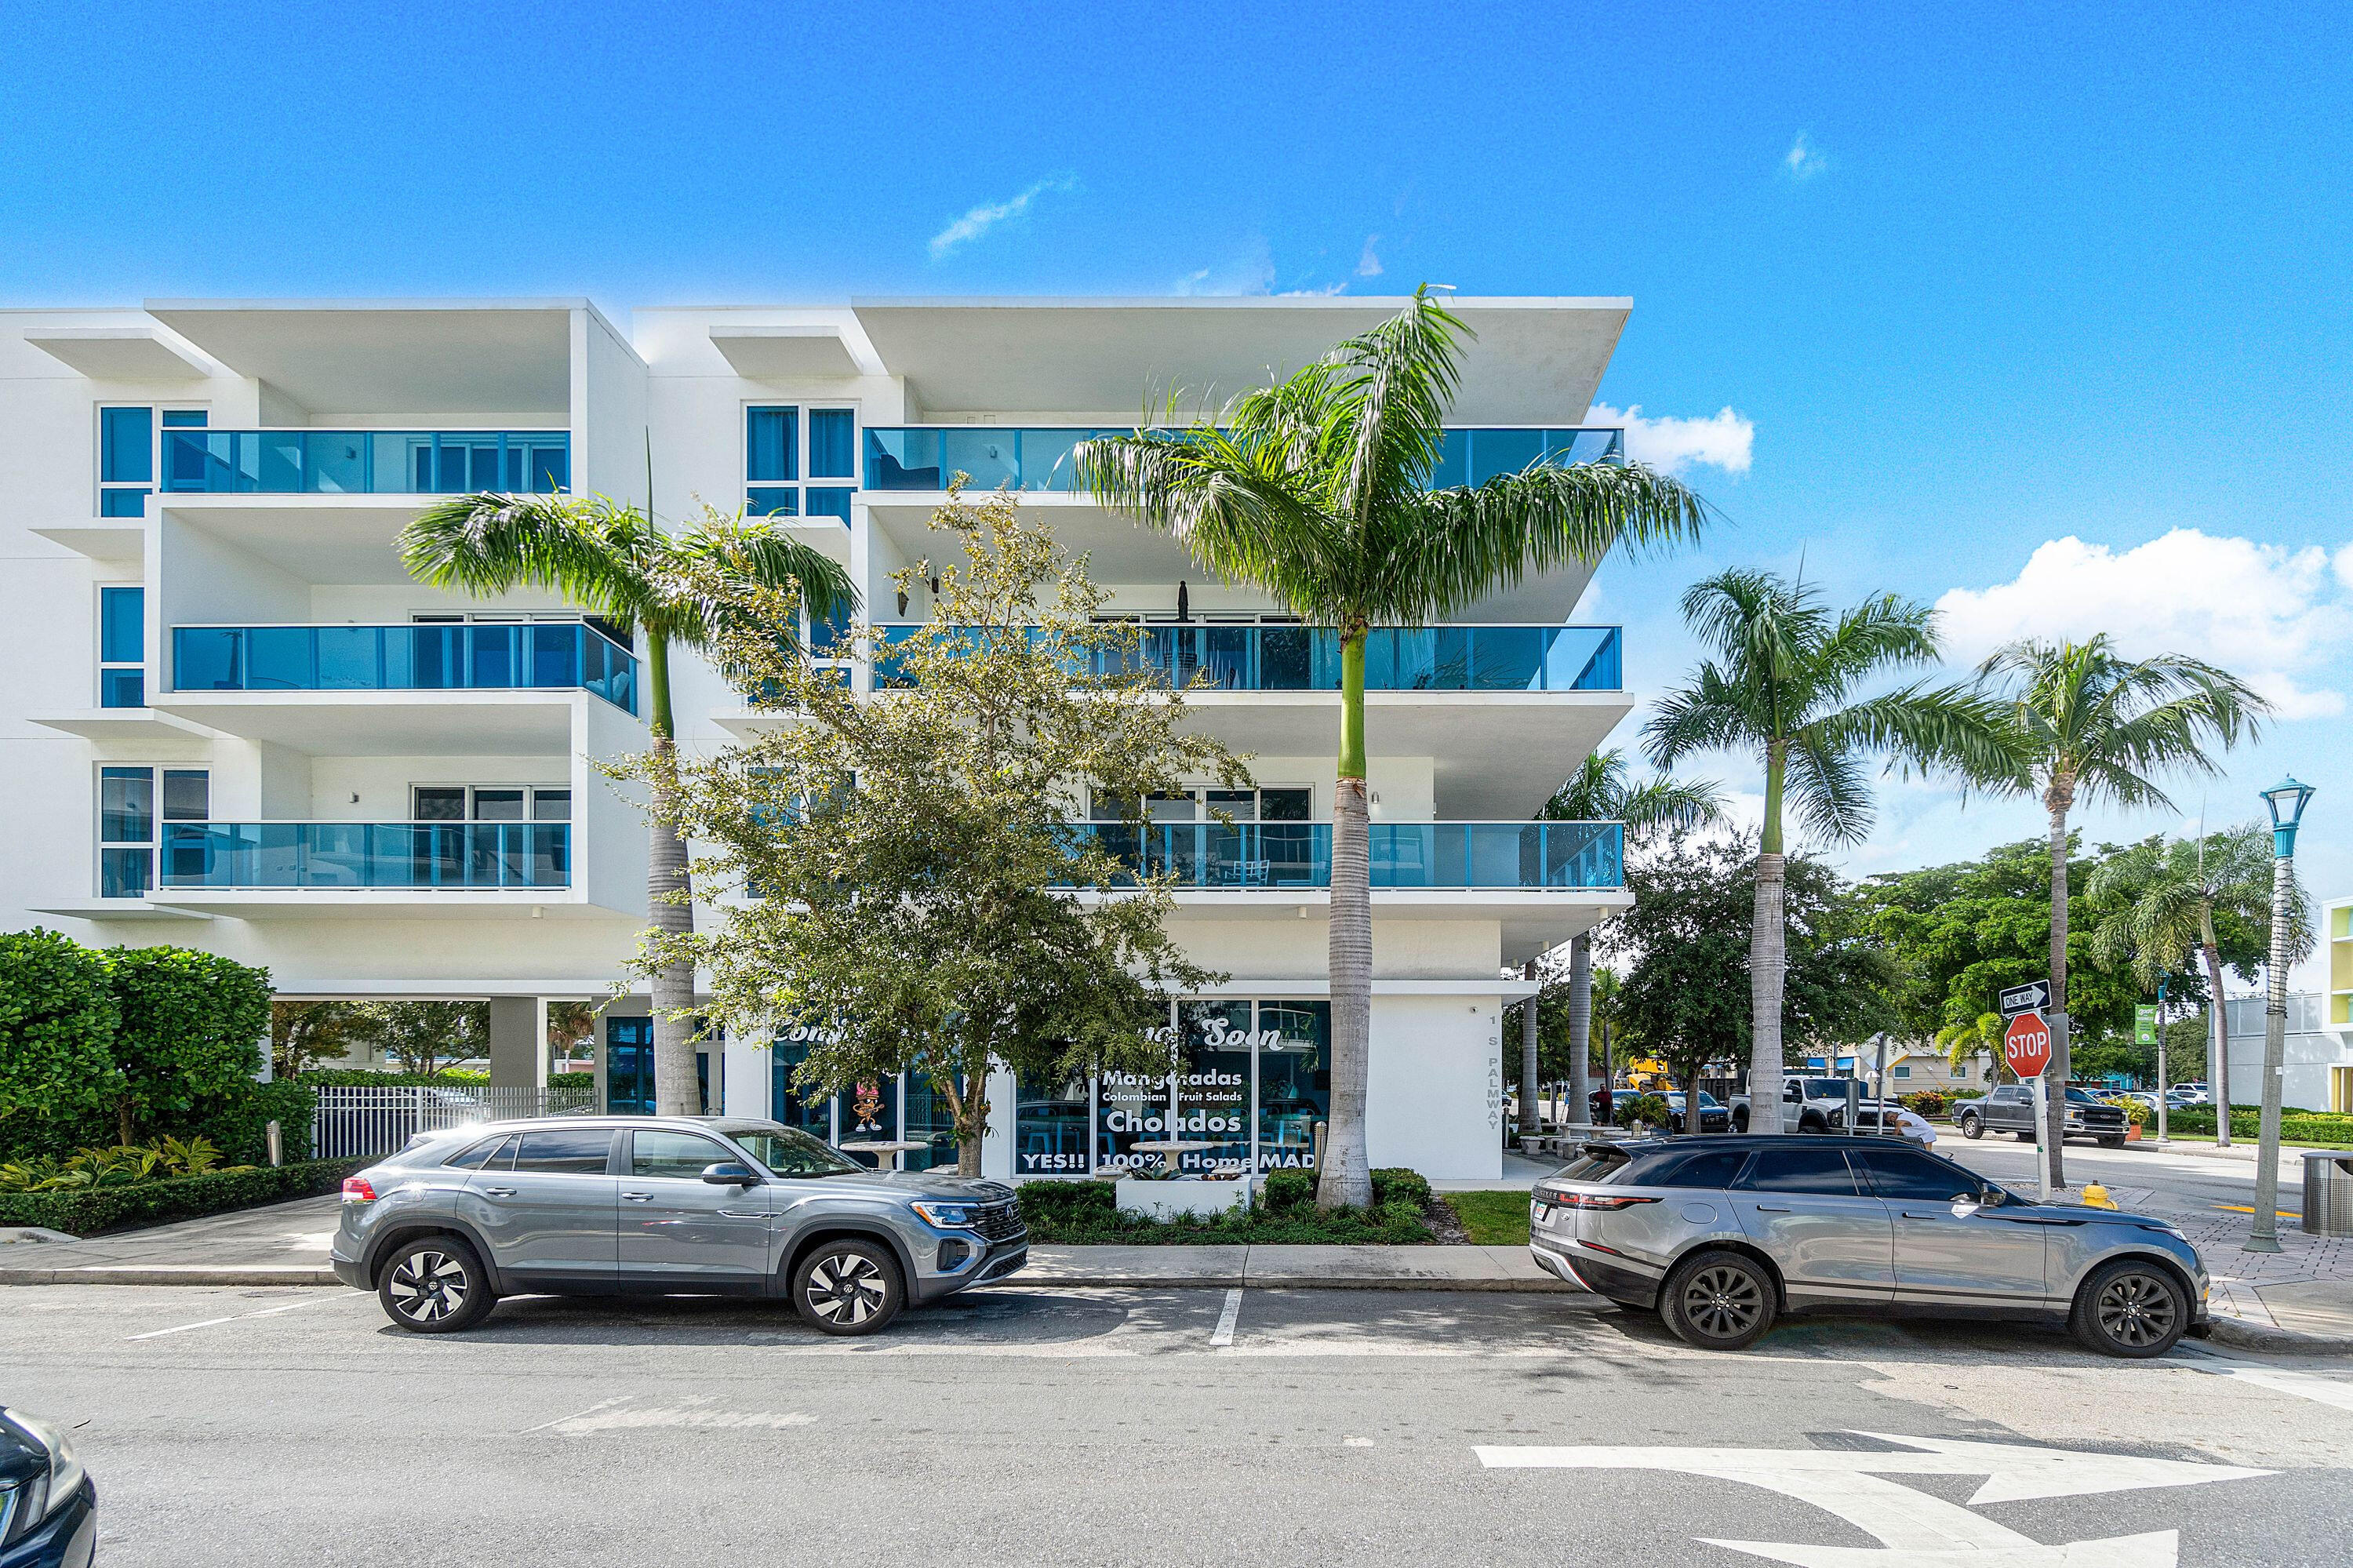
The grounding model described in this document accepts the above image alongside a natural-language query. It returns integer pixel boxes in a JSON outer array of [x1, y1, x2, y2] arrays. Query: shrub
[[1016, 1178, 1118, 1229], [0, 1158, 365, 1236], [104, 945, 273, 1145], [1371, 1167, 1431, 1207], [1613, 1093, 1671, 1130], [1898, 1090, 1951, 1120], [547, 1071, 593, 1090], [0, 928, 119, 1155], [192, 1079, 318, 1165], [1261, 1169, 1316, 1213], [1013, 1174, 1431, 1245], [2168, 1107, 2353, 1144]]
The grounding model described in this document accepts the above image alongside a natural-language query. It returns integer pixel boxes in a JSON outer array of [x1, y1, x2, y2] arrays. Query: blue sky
[[6, 1, 2348, 983]]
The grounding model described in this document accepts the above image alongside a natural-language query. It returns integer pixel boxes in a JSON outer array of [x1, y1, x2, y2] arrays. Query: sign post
[[1999, 983, 2057, 1202]]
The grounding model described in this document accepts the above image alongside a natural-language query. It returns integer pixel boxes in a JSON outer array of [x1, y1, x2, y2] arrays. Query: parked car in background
[[1664, 1091, 1731, 1133], [331, 1116, 1027, 1337], [1731, 1076, 1868, 1133], [0, 1405, 95, 1568], [1955, 1084, 2130, 1147], [1529, 1134, 2209, 1357], [2170, 1082, 2212, 1104]]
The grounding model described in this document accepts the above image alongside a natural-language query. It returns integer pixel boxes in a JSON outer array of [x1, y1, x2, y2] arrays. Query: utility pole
[[2155, 975, 2170, 1148]]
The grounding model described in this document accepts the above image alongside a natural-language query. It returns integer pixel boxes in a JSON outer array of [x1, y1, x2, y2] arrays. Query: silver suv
[[329, 1116, 1027, 1336], [1529, 1134, 2209, 1357]]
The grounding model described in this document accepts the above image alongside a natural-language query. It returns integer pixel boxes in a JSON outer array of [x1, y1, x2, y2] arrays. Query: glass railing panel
[[939, 430, 1020, 491], [860, 427, 1626, 493], [156, 822, 572, 890], [158, 431, 569, 496], [168, 624, 638, 713]]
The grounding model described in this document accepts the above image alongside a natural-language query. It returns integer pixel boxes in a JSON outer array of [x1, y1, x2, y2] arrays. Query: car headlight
[[1, 1410, 85, 1540], [909, 1200, 981, 1229]]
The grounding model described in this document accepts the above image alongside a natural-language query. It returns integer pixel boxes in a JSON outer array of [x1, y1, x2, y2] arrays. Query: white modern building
[[2223, 991, 2353, 1115], [1, 295, 1641, 1181]]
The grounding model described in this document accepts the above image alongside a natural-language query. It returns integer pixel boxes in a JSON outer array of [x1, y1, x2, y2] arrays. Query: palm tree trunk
[[2200, 918, 2231, 1146], [642, 632, 702, 1119], [1319, 630, 1374, 1210], [1566, 932, 1593, 1126], [1747, 743, 1787, 1131], [2044, 790, 2073, 1188], [1518, 959, 1541, 1139]]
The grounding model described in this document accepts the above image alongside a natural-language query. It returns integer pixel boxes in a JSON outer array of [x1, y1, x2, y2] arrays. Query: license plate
[[1532, 1202, 1554, 1224]]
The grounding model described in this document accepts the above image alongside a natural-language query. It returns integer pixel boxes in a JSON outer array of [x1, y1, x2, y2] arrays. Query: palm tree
[[1977, 636, 2266, 1184], [1646, 569, 2018, 1132], [401, 494, 856, 1118], [2087, 822, 2311, 1143], [1935, 1012, 2006, 1084], [1526, 750, 1726, 1136], [1078, 289, 1707, 1207]]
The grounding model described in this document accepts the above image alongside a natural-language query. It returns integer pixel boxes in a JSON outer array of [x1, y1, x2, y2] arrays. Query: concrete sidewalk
[[0, 1194, 1584, 1294]]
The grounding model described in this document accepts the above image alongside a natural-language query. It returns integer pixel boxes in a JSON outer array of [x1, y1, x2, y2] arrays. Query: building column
[[487, 996, 549, 1089]]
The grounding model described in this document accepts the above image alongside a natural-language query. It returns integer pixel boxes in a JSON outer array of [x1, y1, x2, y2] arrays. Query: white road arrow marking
[[1476, 1432, 2270, 1566]]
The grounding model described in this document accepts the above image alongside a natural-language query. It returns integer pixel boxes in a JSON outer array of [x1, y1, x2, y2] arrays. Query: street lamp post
[[2246, 775, 2315, 1255]]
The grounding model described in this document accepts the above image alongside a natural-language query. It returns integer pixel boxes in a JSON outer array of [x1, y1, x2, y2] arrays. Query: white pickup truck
[[1729, 1075, 1895, 1134]]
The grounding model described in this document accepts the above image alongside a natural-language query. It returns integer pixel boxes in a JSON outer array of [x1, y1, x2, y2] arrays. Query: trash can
[[2302, 1154, 2353, 1236]]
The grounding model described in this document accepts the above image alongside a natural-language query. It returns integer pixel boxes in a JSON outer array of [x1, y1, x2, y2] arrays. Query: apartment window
[[804, 487, 853, 525], [99, 766, 208, 897], [413, 785, 572, 821], [745, 406, 856, 521], [99, 586, 145, 708], [98, 408, 205, 517], [808, 410, 856, 478]]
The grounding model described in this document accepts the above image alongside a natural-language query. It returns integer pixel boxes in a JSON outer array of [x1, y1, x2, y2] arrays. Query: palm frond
[[1784, 728, 1875, 846], [1807, 681, 2028, 790], [399, 493, 646, 621], [1402, 461, 1707, 622]]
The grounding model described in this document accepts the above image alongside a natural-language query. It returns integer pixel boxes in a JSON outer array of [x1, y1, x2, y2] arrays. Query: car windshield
[[726, 1126, 866, 1177], [2064, 1088, 2106, 1104], [1806, 1080, 1848, 1098]]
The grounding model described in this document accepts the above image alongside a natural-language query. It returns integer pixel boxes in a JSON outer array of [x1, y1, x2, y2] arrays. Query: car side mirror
[[701, 1162, 760, 1186]]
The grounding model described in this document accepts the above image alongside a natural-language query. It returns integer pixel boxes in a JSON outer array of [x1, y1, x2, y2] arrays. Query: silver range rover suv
[[1529, 1134, 2209, 1357], [330, 1116, 1027, 1336]]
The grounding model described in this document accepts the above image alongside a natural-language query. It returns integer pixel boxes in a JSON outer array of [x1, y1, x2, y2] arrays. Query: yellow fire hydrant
[[2081, 1184, 2118, 1210]]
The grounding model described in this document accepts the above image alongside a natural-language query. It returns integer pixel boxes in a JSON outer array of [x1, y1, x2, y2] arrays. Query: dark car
[[1665, 1092, 1731, 1133], [0, 1406, 95, 1568], [1958, 1084, 2130, 1148]]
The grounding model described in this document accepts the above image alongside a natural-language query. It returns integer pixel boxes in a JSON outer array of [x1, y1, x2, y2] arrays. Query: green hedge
[[2167, 1107, 2353, 1144], [1016, 1171, 1431, 1245], [0, 1158, 365, 1237], [189, 1079, 318, 1166]]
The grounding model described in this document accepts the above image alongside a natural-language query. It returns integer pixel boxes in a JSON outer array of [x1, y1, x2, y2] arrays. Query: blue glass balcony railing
[[157, 822, 571, 891], [875, 623, 1620, 693], [158, 429, 569, 496], [863, 426, 1625, 493], [170, 623, 638, 712], [1056, 820, 1624, 891]]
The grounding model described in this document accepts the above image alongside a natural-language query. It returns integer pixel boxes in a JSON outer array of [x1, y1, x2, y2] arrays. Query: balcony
[[1059, 820, 1624, 891], [875, 623, 1620, 693], [157, 821, 571, 891], [171, 623, 637, 713], [158, 429, 569, 496], [862, 426, 1625, 493]]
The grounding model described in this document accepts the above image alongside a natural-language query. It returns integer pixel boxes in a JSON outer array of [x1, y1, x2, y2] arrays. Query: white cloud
[[1587, 402, 1755, 475], [1355, 235, 1384, 278], [928, 176, 1073, 261], [1174, 239, 1278, 297], [1934, 529, 2353, 720], [1781, 132, 1828, 181]]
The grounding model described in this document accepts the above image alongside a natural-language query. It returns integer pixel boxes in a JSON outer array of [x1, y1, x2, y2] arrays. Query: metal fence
[[311, 1083, 598, 1161]]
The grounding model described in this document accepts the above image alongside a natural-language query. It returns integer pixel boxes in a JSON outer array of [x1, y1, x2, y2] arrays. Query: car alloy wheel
[[1661, 1249, 1778, 1351], [388, 1250, 470, 1324], [2073, 1260, 2188, 1358], [792, 1239, 904, 1336]]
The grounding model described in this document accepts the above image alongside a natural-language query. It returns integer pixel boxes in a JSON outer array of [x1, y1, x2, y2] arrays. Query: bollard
[[266, 1119, 283, 1168]]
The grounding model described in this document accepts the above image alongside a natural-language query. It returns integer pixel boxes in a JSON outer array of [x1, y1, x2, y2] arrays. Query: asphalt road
[[9, 1281, 2353, 1566], [1940, 1134, 2280, 1214]]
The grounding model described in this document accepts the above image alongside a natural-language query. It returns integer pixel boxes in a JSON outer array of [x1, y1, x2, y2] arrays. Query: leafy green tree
[[1646, 571, 2017, 1130], [401, 496, 856, 1119], [271, 1000, 366, 1078], [620, 489, 1247, 1178], [1078, 289, 1707, 1205], [106, 947, 271, 1144], [351, 1001, 488, 1078], [0, 929, 118, 1156], [2086, 823, 2310, 1130], [1513, 751, 1723, 1133], [1976, 635, 2266, 1181], [1603, 836, 1896, 1125]]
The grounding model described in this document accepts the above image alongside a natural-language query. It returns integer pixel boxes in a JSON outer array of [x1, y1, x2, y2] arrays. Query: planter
[[1115, 1177, 1250, 1220]]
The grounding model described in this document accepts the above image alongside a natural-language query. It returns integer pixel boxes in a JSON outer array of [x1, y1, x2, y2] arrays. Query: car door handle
[[621, 1191, 653, 1202], [1751, 1203, 1791, 1213], [482, 1186, 516, 1197]]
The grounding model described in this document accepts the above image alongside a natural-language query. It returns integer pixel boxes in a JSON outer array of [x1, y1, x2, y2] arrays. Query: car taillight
[[342, 1177, 377, 1202], [1560, 1192, 1660, 1211]]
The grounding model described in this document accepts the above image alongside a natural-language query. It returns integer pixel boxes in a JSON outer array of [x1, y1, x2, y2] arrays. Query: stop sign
[[2004, 1010, 2053, 1079]]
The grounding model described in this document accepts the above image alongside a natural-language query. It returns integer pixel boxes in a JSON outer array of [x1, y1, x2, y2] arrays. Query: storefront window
[[835, 1077, 901, 1166], [1180, 1001, 1254, 1175], [769, 1034, 833, 1141], [1255, 1000, 1329, 1171], [902, 1071, 959, 1172], [1016, 1071, 1092, 1177]]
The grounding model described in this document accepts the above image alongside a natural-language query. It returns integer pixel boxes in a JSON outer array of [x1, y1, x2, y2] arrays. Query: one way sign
[[1998, 980, 2052, 1020]]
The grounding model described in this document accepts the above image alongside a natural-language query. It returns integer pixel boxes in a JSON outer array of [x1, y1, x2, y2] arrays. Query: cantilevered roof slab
[[849, 296, 1630, 423], [709, 325, 866, 380], [144, 300, 581, 419], [25, 326, 212, 380]]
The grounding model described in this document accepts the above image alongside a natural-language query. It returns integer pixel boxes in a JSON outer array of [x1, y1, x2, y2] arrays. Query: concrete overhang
[[31, 522, 147, 561], [709, 325, 865, 380], [24, 326, 211, 380], [148, 690, 601, 755], [29, 708, 215, 743], [848, 296, 1629, 422], [142, 299, 584, 419], [157, 493, 437, 583], [140, 890, 623, 920]]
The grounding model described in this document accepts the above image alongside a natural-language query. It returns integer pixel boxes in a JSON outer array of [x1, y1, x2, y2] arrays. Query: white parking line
[[2174, 1347, 2353, 1413], [1210, 1288, 1243, 1348], [127, 1296, 335, 1341]]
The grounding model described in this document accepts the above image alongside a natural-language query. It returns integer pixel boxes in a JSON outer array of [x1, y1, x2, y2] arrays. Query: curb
[[0, 1266, 342, 1287], [0, 1264, 1598, 1295], [2204, 1315, 2353, 1355]]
